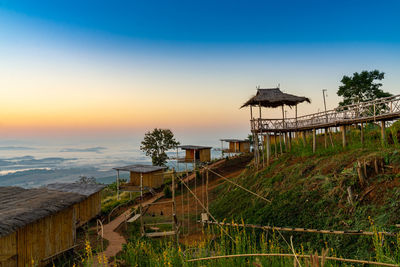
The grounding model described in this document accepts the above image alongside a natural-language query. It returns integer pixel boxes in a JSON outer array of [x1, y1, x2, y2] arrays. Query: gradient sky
[[0, 0, 399, 144]]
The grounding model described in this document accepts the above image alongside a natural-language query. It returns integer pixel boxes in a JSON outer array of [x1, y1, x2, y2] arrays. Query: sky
[[0, 0, 399, 145]]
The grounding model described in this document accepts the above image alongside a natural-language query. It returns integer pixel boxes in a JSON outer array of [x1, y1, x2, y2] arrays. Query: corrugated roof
[[241, 88, 311, 108], [179, 145, 212, 150], [46, 183, 106, 197], [113, 164, 166, 173], [0, 187, 85, 237]]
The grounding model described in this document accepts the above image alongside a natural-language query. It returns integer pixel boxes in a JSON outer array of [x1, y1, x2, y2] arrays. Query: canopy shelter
[[241, 87, 311, 168], [220, 139, 250, 153], [178, 145, 212, 163], [113, 164, 167, 198]]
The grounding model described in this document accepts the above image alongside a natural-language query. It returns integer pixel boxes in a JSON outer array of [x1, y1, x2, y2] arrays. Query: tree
[[337, 70, 392, 106], [140, 128, 180, 166]]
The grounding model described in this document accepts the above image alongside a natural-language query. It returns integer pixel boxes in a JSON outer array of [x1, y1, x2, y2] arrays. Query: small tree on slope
[[140, 128, 180, 166]]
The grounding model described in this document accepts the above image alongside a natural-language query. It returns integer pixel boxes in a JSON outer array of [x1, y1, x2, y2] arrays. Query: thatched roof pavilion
[[241, 88, 310, 108]]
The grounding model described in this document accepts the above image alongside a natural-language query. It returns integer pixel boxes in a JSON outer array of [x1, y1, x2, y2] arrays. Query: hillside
[[211, 123, 400, 259]]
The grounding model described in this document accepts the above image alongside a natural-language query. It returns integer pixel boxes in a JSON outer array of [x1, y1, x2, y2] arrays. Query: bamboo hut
[[0, 187, 85, 267], [178, 145, 212, 163], [46, 183, 105, 227], [241, 87, 310, 166], [113, 164, 167, 194], [220, 139, 250, 153]]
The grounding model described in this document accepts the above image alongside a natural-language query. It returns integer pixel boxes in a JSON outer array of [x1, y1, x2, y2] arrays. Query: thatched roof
[[113, 164, 166, 173], [0, 187, 85, 237], [46, 183, 106, 197], [241, 88, 311, 108], [179, 145, 212, 150]]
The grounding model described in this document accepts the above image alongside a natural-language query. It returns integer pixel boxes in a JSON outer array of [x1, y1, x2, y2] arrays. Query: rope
[[176, 176, 235, 242], [200, 220, 396, 237], [186, 253, 399, 266], [204, 167, 271, 203]]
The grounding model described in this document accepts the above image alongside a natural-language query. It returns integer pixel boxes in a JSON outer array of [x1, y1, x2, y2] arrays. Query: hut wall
[[130, 170, 164, 188], [74, 192, 102, 227], [199, 149, 211, 162], [229, 142, 235, 152], [0, 232, 17, 267], [16, 207, 76, 267], [185, 150, 195, 161], [239, 142, 250, 153]]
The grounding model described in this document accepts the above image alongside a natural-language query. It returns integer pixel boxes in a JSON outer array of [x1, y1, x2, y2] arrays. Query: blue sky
[[0, 0, 399, 144]]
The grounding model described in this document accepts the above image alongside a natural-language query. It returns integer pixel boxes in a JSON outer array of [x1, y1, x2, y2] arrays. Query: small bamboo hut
[[178, 145, 212, 163], [46, 183, 105, 227], [220, 139, 250, 153], [113, 164, 167, 194], [241, 87, 310, 166], [0, 187, 85, 267]]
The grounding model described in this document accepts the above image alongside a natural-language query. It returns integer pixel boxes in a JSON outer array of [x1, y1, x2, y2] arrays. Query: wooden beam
[[312, 128, 316, 153], [266, 134, 270, 166], [341, 125, 347, 148], [360, 123, 364, 146], [381, 121, 386, 145]]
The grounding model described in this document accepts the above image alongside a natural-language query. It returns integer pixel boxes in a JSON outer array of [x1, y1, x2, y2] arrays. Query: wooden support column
[[341, 125, 347, 148], [381, 121, 386, 145], [360, 123, 364, 146], [301, 131, 306, 147], [266, 133, 271, 166], [274, 133, 278, 157], [324, 128, 328, 149], [312, 128, 316, 153], [279, 133, 283, 155], [116, 170, 120, 200], [288, 132, 292, 151]]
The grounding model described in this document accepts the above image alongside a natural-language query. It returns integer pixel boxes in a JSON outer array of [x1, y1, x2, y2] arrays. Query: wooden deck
[[252, 94, 400, 133]]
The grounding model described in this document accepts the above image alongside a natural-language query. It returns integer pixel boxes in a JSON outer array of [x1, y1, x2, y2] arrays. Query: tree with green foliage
[[140, 128, 180, 166], [337, 70, 392, 106]]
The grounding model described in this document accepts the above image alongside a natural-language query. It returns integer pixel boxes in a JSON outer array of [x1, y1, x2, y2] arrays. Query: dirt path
[[101, 194, 163, 259]]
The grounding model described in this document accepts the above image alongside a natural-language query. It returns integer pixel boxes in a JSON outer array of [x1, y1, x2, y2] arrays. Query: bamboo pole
[[266, 134, 270, 166], [312, 128, 316, 153], [381, 121, 386, 145], [341, 125, 347, 148]]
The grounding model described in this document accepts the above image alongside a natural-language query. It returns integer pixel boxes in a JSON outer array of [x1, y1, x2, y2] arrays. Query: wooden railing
[[251, 94, 400, 132]]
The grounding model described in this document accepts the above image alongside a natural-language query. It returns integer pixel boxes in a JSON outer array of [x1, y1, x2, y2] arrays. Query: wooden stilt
[[262, 134, 265, 167], [341, 125, 347, 148], [324, 128, 328, 149], [206, 169, 209, 210], [274, 133, 278, 157], [360, 122, 364, 146], [279, 133, 283, 155], [266, 134, 270, 166], [312, 128, 316, 153], [288, 132, 292, 151], [301, 131, 306, 147], [116, 170, 120, 200], [328, 127, 334, 147], [381, 121, 386, 145]]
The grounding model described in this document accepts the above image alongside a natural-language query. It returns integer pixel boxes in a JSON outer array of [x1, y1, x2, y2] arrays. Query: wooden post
[[140, 172, 143, 198], [312, 128, 316, 153], [172, 170, 177, 236], [295, 104, 298, 129], [324, 128, 328, 149], [266, 134, 270, 166], [281, 105, 285, 128], [262, 135, 265, 167], [328, 127, 334, 147], [360, 123, 364, 146], [274, 132, 278, 157], [206, 169, 209, 210], [341, 125, 347, 148], [301, 131, 306, 147], [116, 170, 120, 200], [288, 132, 292, 151], [279, 133, 283, 155], [381, 121, 386, 145]]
